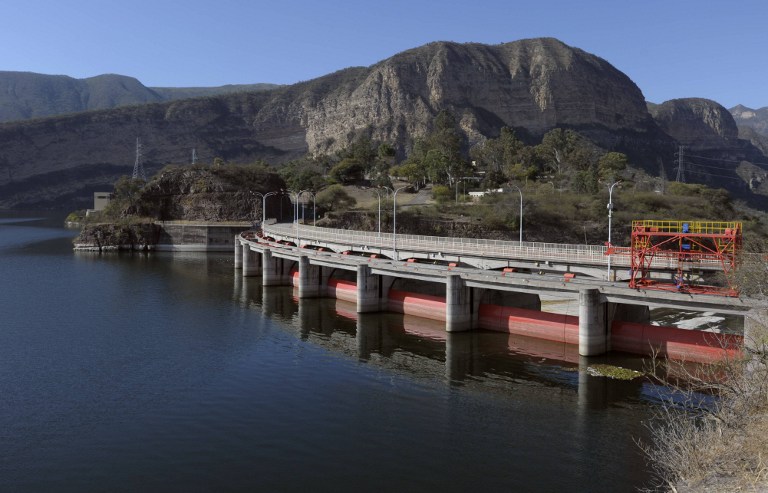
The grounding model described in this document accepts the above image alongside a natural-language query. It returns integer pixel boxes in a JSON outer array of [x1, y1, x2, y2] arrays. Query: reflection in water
[[241, 275, 651, 413]]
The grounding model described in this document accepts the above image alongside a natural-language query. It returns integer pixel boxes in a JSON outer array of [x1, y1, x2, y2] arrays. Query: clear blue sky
[[3, 0, 766, 108]]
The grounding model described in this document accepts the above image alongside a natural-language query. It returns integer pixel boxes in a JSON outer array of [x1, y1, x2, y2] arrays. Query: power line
[[686, 153, 768, 168]]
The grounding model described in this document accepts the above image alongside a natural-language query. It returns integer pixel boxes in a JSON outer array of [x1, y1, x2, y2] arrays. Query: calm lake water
[[0, 213, 660, 492]]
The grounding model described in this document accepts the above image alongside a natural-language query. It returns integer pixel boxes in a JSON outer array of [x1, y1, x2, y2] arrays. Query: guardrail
[[263, 223, 635, 267], [262, 223, 737, 272]]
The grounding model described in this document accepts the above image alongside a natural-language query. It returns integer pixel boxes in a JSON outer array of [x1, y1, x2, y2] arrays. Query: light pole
[[251, 192, 264, 224], [392, 185, 408, 260], [288, 190, 300, 246], [263, 191, 278, 224], [373, 188, 388, 237], [511, 184, 523, 243], [301, 190, 317, 227], [607, 180, 621, 281]]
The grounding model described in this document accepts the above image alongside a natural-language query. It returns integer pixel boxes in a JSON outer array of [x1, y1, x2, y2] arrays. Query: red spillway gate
[[627, 220, 742, 296]]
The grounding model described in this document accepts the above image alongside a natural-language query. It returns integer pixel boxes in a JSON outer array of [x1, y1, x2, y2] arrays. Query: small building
[[86, 192, 113, 217]]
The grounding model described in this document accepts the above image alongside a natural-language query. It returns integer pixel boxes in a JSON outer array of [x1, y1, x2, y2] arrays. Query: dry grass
[[640, 332, 768, 492]]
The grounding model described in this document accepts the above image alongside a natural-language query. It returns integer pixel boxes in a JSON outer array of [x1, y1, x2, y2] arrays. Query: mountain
[[0, 38, 766, 209], [731, 104, 768, 136], [0, 71, 279, 123]]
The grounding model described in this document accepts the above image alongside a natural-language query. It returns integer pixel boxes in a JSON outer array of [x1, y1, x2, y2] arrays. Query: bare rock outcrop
[[649, 98, 739, 150]]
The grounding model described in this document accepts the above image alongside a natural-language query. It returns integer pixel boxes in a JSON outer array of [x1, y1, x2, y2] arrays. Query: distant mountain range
[[0, 38, 767, 209], [0, 71, 279, 122]]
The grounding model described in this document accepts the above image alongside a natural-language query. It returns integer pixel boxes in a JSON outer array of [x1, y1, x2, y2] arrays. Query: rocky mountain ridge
[[0, 38, 766, 209], [0, 71, 278, 123]]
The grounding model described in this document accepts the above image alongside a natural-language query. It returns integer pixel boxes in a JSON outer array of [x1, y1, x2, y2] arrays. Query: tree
[[392, 161, 426, 187], [471, 127, 524, 176], [279, 159, 326, 191], [597, 152, 628, 182], [103, 176, 145, 217], [328, 158, 364, 184], [536, 128, 594, 176], [316, 184, 357, 211]]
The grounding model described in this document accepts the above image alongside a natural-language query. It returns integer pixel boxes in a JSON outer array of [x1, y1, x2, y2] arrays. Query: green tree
[[316, 184, 357, 211], [328, 158, 364, 184], [536, 128, 594, 176], [392, 161, 426, 187], [103, 176, 145, 217], [598, 152, 628, 182], [279, 159, 326, 190], [471, 126, 524, 176]]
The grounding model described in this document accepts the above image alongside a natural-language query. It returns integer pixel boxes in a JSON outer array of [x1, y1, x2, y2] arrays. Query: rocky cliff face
[[649, 98, 739, 149], [0, 38, 764, 209], [304, 38, 657, 156]]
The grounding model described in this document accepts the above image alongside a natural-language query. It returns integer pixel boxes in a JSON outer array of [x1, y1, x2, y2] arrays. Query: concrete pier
[[356, 264, 382, 313], [262, 248, 291, 286], [578, 289, 607, 356], [242, 244, 261, 277], [446, 275, 473, 332], [234, 239, 243, 269], [298, 255, 323, 298]]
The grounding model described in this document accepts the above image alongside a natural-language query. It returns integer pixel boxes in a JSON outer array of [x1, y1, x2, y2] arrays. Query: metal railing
[[264, 223, 632, 267]]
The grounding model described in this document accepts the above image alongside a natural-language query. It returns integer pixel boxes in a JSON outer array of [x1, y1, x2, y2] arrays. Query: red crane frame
[[628, 220, 741, 296]]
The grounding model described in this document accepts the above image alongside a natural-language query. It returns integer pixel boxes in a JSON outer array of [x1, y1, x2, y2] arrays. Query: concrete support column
[[234, 238, 242, 269], [298, 255, 322, 298], [356, 264, 381, 313], [579, 289, 607, 356], [262, 248, 283, 286], [242, 244, 261, 277], [446, 274, 473, 332]]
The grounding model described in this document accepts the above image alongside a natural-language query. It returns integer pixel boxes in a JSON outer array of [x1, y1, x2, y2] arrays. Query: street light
[[250, 192, 264, 224], [301, 190, 317, 227], [607, 180, 621, 281], [510, 184, 523, 243], [372, 188, 388, 237], [287, 190, 300, 246], [392, 185, 408, 260], [262, 191, 279, 224]]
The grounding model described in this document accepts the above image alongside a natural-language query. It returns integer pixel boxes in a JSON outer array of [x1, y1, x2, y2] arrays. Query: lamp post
[[288, 190, 300, 246], [607, 180, 621, 281], [373, 188, 388, 237], [250, 192, 264, 224], [511, 184, 523, 243], [301, 190, 317, 227], [263, 191, 278, 224], [392, 185, 408, 260]]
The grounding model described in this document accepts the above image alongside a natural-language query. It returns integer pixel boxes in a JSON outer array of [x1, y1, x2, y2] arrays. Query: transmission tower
[[132, 137, 147, 181], [675, 145, 686, 183]]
